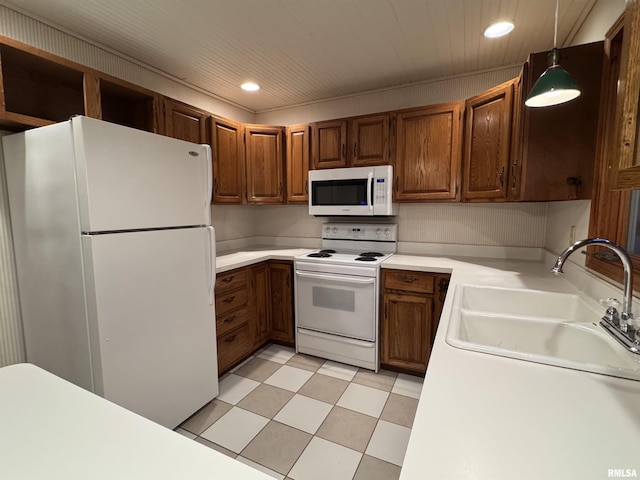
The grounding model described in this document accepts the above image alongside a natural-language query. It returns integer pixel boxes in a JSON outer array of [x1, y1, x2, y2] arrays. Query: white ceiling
[[2, 0, 601, 113]]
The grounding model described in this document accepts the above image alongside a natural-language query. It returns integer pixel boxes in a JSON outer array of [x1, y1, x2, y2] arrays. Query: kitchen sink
[[446, 285, 640, 381]]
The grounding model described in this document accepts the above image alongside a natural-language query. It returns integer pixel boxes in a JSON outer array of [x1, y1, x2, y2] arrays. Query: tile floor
[[175, 344, 424, 480]]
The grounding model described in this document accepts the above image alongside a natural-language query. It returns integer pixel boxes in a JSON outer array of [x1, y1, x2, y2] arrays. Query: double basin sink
[[446, 285, 640, 381]]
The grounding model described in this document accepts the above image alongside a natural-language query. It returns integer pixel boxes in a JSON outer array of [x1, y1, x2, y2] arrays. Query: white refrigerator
[[3, 116, 219, 429]]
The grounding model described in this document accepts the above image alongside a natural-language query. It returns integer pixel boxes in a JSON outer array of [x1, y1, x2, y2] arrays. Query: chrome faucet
[[551, 237, 639, 353]]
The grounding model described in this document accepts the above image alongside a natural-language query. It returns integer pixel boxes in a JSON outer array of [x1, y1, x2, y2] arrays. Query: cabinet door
[[211, 116, 245, 204], [462, 80, 514, 201], [286, 124, 310, 204], [393, 102, 463, 201], [381, 292, 433, 375], [349, 114, 390, 166], [245, 125, 285, 204], [163, 98, 208, 143], [251, 263, 271, 348], [269, 261, 295, 345], [311, 119, 348, 169], [612, 0, 640, 189]]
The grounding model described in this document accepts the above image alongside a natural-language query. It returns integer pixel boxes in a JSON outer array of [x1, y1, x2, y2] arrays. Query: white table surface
[[0, 363, 272, 480]]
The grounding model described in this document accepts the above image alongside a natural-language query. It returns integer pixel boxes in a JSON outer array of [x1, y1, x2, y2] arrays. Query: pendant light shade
[[525, 49, 581, 107], [525, 1, 581, 108]]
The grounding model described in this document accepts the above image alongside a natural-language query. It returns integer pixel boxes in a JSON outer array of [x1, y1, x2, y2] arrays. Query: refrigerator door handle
[[206, 226, 216, 306], [203, 145, 212, 222]]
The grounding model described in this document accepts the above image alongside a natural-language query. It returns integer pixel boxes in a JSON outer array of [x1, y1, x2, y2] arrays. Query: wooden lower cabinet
[[380, 269, 450, 376], [269, 261, 295, 345], [216, 261, 295, 374], [251, 263, 271, 348], [215, 267, 251, 374]]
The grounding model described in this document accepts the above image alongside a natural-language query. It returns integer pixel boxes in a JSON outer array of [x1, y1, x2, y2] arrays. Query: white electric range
[[294, 223, 398, 371]]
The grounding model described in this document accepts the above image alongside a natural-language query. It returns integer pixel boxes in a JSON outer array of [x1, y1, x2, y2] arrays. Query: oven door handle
[[367, 172, 374, 212], [299, 329, 375, 348], [296, 271, 376, 285]]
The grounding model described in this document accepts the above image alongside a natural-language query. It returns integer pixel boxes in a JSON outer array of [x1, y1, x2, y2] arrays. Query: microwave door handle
[[367, 172, 374, 211]]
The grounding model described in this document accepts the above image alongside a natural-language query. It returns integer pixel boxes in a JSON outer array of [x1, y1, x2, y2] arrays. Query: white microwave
[[308, 165, 397, 216]]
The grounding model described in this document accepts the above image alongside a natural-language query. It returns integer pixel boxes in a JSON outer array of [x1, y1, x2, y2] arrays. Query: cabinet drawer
[[217, 324, 251, 373], [216, 307, 249, 337], [215, 287, 248, 317], [384, 270, 434, 294], [216, 268, 248, 294]]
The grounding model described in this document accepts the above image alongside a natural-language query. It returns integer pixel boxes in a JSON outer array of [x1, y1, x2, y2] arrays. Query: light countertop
[[0, 363, 272, 480], [218, 249, 640, 479], [387, 254, 640, 480], [216, 246, 313, 273]]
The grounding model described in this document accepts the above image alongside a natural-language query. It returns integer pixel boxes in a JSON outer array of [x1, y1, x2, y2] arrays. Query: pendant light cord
[[554, 0, 559, 48]]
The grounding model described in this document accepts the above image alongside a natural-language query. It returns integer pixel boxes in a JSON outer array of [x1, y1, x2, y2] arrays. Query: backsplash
[[215, 203, 548, 248]]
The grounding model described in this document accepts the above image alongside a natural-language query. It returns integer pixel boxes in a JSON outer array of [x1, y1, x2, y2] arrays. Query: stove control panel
[[322, 223, 397, 241]]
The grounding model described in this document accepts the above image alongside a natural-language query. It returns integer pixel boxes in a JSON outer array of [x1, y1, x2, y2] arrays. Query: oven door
[[295, 269, 377, 341]]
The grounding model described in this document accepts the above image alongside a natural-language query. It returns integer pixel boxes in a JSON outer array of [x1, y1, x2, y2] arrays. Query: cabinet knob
[[224, 334, 236, 343], [221, 276, 234, 283], [223, 295, 235, 303], [223, 315, 236, 324], [400, 276, 418, 283]]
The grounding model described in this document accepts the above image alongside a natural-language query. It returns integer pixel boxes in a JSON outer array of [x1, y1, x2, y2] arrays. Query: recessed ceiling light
[[241, 82, 260, 92], [484, 21, 515, 38]]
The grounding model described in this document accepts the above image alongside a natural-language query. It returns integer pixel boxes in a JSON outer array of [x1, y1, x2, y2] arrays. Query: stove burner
[[359, 252, 384, 257], [307, 252, 332, 258], [319, 249, 336, 254], [355, 256, 378, 262]]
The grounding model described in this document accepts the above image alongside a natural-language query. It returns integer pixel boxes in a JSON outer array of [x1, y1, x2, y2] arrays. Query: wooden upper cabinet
[[311, 119, 347, 169], [393, 102, 463, 202], [462, 79, 515, 201], [515, 42, 603, 201], [211, 116, 245, 204], [612, 0, 640, 189], [0, 42, 85, 128], [245, 124, 285, 204], [348, 113, 390, 166], [286, 124, 310, 204], [163, 98, 209, 144]]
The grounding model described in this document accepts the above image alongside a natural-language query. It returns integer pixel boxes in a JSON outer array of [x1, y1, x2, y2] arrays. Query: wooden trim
[[611, 0, 640, 189], [586, 13, 640, 291], [83, 73, 102, 119]]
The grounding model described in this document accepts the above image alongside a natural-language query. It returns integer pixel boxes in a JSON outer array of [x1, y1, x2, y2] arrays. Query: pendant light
[[525, 0, 581, 107]]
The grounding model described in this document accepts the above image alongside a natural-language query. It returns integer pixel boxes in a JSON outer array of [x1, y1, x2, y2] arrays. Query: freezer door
[[82, 227, 218, 429], [72, 117, 211, 232]]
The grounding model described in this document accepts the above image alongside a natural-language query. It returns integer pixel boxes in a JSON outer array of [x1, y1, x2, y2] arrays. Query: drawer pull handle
[[400, 276, 418, 283], [224, 335, 236, 343], [221, 276, 234, 283], [223, 296, 235, 303], [223, 316, 236, 324]]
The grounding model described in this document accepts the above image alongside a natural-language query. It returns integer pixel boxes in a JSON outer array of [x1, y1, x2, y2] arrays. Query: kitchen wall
[[0, 131, 24, 367]]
